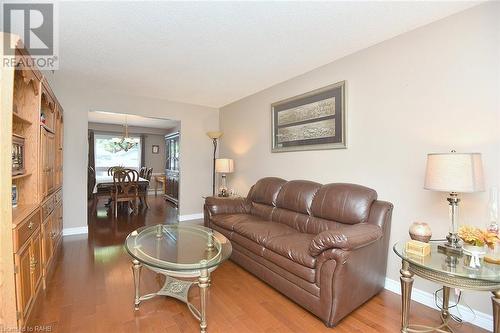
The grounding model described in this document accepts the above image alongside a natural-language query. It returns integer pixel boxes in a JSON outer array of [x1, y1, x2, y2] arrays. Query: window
[[94, 133, 141, 175]]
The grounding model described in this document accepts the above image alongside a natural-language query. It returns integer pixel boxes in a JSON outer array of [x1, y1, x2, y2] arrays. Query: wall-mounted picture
[[271, 81, 346, 152], [152, 145, 160, 154]]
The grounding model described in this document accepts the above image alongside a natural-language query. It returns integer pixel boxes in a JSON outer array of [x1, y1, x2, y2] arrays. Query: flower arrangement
[[458, 225, 499, 249]]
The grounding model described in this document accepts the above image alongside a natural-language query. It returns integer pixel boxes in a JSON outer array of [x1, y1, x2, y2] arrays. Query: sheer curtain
[[94, 133, 142, 176]]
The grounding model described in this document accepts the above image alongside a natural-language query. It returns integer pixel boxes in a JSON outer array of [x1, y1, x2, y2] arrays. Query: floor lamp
[[206, 131, 223, 196]]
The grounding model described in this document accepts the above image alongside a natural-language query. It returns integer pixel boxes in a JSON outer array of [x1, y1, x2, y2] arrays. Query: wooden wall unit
[[1, 34, 64, 330]]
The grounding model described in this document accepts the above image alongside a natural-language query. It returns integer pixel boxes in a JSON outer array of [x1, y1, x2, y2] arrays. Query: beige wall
[[144, 134, 167, 175], [48, 78, 219, 229], [220, 2, 499, 317]]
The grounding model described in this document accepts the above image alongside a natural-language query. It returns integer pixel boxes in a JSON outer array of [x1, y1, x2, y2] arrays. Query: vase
[[409, 222, 432, 243], [463, 244, 486, 269]]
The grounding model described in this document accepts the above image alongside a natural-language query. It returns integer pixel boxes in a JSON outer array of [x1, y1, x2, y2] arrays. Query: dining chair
[[88, 166, 96, 200], [108, 166, 123, 176], [145, 168, 153, 182], [137, 168, 152, 209], [110, 169, 139, 218], [139, 167, 147, 178]]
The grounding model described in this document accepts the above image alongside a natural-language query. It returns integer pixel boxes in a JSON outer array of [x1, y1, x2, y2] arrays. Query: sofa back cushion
[[310, 183, 377, 225], [275, 180, 321, 215], [248, 177, 287, 206]]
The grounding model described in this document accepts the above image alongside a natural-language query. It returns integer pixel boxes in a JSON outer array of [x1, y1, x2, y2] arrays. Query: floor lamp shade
[[424, 152, 485, 193]]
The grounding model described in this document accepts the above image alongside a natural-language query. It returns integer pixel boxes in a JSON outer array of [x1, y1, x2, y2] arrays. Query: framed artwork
[[271, 81, 346, 152], [152, 145, 160, 154]]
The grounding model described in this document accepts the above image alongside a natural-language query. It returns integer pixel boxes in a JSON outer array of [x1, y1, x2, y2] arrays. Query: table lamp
[[215, 158, 234, 197], [424, 151, 485, 254], [206, 131, 223, 196]]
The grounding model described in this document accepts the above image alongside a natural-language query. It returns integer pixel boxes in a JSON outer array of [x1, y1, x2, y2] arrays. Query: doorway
[[87, 111, 180, 222]]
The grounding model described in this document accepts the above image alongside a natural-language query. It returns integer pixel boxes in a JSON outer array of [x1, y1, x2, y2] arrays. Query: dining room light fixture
[[112, 115, 139, 152]]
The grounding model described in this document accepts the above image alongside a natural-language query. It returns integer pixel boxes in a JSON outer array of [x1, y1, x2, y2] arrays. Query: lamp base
[[438, 232, 463, 255]]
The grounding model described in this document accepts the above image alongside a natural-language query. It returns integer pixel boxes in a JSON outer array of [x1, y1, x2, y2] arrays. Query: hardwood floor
[[28, 196, 488, 333]]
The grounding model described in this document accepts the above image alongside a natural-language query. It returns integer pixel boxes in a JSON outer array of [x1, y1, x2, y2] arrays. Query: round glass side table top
[[393, 241, 500, 284], [125, 224, 232, 272], [125, 224, 232, 333]]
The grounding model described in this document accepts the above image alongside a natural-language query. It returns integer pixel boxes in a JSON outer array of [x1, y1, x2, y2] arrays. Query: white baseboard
[[62, 226, 88, 236], [179, 213, 203, 221], [384, 277, 493, 332]]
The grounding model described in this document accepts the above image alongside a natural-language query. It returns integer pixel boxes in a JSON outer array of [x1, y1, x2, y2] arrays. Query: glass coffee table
[[394, 241, 500, 333], [125, 224, 232, 333]]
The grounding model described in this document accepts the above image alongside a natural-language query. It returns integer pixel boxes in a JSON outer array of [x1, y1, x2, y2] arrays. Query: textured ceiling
[[56, 1, 480, 108]]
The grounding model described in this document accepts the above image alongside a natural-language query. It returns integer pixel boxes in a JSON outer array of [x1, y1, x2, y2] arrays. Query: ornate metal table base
[[400, 260, 500, 333], [132, 260, 211, 333]]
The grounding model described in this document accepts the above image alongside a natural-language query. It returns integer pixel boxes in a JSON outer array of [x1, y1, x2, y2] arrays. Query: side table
[[394, 241, 500, 333]]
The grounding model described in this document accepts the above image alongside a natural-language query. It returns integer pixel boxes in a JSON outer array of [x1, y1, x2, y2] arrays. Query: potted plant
[[458, 225, 498, 268]]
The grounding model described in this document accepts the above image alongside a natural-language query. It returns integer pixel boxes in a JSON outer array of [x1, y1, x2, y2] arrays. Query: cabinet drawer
[[41, 196, 55, 221], [13, 208, 41, 252]]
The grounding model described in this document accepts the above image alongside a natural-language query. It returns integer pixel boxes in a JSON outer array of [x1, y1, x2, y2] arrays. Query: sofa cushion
[[248, 177, 287, 206], [233, 220, 296, 245], [272, 207, 311, 233], [275, 180, 321, 215], [263, 233, 316, 269], [211, 213, 263, 231], [262, 248, 317, 284], [310, 183, 377, 225]]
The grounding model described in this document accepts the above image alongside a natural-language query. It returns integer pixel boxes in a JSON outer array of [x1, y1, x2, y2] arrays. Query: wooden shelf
[[12, 173, 32, 180], [40, 123, 55, 134], [12, 112, 32, 125], [12, 133, 26, 139], [12, 203, 38, 227]]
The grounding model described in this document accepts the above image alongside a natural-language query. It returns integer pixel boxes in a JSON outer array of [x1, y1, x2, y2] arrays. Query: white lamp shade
[[424, 152, 485, 193], [215, 158, 234, 173]]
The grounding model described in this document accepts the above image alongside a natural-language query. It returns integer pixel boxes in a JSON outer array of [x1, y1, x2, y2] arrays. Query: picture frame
[[152, 145, 160, 154], [271, 81, 346, 152], [12, 185, 18, 208]]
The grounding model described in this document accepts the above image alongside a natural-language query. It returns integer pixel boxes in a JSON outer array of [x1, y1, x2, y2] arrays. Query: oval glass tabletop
[[125, 224, 232, 271], [393, 241, 500, 283]]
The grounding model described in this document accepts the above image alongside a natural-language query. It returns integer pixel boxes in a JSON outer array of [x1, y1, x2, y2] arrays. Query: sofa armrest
[[204, 197, 251, 216], [309, 223, 383, 256]]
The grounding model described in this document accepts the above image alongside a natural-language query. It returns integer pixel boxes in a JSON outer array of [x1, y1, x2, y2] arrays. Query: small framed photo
[[12, 185, 18, 208], [152, 145, 160, 154]]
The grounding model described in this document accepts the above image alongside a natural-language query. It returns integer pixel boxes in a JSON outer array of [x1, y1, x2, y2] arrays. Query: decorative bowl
[[409, 222, 432, 243]]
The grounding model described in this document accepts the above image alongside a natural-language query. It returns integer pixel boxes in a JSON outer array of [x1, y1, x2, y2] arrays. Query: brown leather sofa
[[204, 177, 393, 327]]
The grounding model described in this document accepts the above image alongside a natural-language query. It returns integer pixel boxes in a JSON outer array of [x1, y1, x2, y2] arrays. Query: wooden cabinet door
[[40, 128, 55, 198], [40, 129, 48, 199], [41, 216, 53, 270], [47, 131, 55, 194], [173, 177, 179, 200], [14, 243, 33, 320], [31, 231, 42, 292], [54, 109, 63, 188], [57, 203, 63, 240], [40, 87, 55, 131], [51, 203, 62, 249]]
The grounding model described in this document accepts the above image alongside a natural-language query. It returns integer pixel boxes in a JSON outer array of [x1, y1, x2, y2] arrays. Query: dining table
[[93, 175, 149, 194]]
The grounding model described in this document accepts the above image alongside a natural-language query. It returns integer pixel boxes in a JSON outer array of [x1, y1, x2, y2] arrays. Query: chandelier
[[111, 116, 139, 152]]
